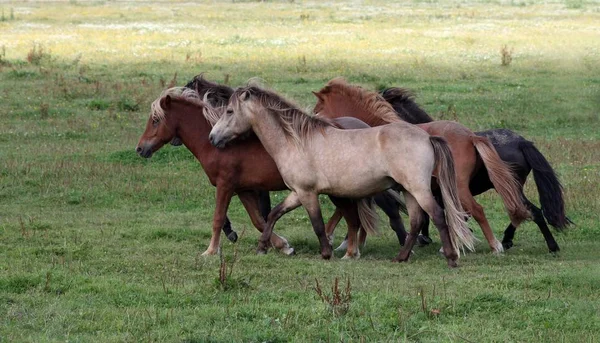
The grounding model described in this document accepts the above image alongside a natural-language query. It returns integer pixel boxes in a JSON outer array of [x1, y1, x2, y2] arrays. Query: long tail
[[471, 136, 531, 225], [519, 140, 571, 230], [357, 197, 380, 236], [430, 136, 475, 255]]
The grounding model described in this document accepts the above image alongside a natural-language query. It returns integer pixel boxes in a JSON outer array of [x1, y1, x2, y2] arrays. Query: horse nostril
[[136, 146, 142, 154]]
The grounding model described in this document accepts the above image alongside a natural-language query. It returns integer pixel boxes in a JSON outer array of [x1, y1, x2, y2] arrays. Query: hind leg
[[502, 197, 560, 253], [375, 193, 407, 246], [258, 191, 271, 221], [258, 192, 302, 254], [329, 197, 361, 259], [393, 193, 426, 262], [221, 216, 238, 243], [459, 186, 503, 254], [324, 208, 343, 247], [238, 191, 294, 256], [407, 189, 459, 267], [299, 192, 333, 259]]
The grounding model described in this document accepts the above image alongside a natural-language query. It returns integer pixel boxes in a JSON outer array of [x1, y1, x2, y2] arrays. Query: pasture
[[1, 0, 599, 341]]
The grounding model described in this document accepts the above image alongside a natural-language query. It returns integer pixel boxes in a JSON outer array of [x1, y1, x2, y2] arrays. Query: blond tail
[[430, 136, 476, 255], [471, 136, 531, 225], [357, 197, 379, 236]]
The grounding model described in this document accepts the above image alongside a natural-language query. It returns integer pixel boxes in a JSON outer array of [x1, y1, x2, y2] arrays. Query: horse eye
[[152, 118, 160, 126], [226, 109, 233, 115]]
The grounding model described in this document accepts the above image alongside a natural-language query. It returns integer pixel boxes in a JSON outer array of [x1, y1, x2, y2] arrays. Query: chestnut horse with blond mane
[[209, 85, 475, 267], [313, 78, 531, 253]]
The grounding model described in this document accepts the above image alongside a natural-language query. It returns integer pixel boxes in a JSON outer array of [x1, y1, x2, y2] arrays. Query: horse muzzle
[[135, 144, 153, 158]]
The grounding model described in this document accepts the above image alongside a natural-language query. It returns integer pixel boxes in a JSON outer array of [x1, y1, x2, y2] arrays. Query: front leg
[[237, 191, 295, 256], [204, 184, 235, 256], [259, 192, 302, 254]]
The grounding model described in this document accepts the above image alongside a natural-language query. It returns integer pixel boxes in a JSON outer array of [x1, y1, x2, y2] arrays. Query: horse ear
[[239, 91, 250, 101], [312, 91, 324, 101]]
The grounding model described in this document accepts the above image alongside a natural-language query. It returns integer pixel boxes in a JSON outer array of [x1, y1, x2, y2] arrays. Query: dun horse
[[209, 85, 475, 267], [313, 78, 531, 253], [186, 75, 410, 248], [380, 86, 571, 252], [136, 87, 389, 259]]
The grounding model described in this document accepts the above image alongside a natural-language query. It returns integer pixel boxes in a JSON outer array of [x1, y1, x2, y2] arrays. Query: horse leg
[[298, 192, 333, 259], [221, 216, 238, 243], [413, 189, 459, 267], [417, 215, 432, 246], [393, 192, 426, 262], [329, 197, 361, 259], [375, 193, 407, 246], [203, 185, 235, 256], [458, 184, 503, 254], [258, 191, 271, 222], [324, 208, 343, 247], [502, 197, 560, 253], [237, 191, 294, 256], [258, 192, 302, 254]]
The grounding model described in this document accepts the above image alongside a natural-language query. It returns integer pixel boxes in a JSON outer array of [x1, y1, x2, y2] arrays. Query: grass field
[[1, 1, 599, 342]]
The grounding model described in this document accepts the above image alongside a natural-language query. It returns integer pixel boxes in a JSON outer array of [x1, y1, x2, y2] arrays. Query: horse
[[185, 74, 410, 249], [209, 85, 476, 268], [136, 86, 392, 260], [312, 78, 531, 254], [380, 86, 571, 252]]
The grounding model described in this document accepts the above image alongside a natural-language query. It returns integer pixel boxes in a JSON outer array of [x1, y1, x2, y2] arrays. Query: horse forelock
[[322, 78, 401, 124], [232, 85, 336, 145], [150, 86, 220, 125]]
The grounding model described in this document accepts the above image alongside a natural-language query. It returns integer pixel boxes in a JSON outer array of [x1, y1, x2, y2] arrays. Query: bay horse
[[136, 87, 387, 259], [312, 78, 531, 254], [185, 74, 410, 248], [380, 86, 571, 252], [209, 85, 476, 268]]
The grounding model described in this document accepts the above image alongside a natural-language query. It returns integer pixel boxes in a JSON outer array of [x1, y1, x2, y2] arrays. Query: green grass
[[1, 1, 599, 342]]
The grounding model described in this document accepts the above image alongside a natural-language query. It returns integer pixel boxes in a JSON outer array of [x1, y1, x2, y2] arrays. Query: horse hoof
[[341, 253, 360, 260], [447, 260, 458, 268], [417, 235, 432, 246], [282, 247, 295, 256], [227, 231, 238, 243], [502, 241, 514, 250], [321, 251, 332, 260], [256, 248, 267, 255], [201, 248, 218, 256], [492, 240, 504, 254]]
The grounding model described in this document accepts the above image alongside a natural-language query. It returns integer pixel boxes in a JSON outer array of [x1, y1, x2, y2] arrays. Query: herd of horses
[[136, 74, 570, 268]]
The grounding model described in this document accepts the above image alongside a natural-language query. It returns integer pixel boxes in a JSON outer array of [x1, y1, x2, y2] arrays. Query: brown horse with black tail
[[313, 78, 531, 254], [380, 86, 571, 252]]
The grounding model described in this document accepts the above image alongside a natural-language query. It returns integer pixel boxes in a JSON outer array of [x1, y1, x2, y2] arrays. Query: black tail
[[519, 141, 572, 230]]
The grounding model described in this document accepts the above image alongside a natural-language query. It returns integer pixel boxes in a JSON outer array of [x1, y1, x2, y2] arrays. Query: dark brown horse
[[380, 86, 571, 252], [136, 87, 389, 259], [313, 78, 531, 254]]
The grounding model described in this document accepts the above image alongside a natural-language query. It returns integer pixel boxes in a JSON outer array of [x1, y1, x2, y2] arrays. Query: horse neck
[[326, 93, 390, 126], [171, 102, 214, 158], [250, 107, 298, 163]]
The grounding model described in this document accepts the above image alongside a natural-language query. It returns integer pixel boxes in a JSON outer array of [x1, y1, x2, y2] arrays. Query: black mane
[[380, 87, 434, 124], [184, 74, 234, 107]]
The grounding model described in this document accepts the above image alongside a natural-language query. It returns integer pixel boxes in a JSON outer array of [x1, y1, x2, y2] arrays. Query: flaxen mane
[[150, 87, 222, 126], [319, 78, 402, 124], [233, 85, 337, 145]]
